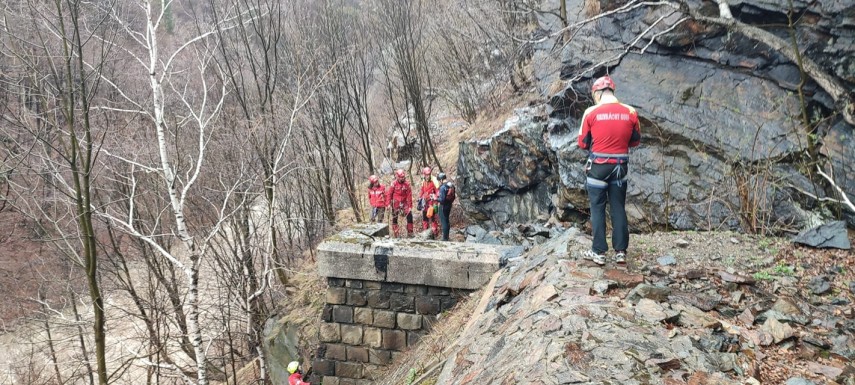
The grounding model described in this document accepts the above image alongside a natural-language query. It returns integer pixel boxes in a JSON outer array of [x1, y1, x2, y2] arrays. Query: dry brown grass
[[585, 0, 601, 17]]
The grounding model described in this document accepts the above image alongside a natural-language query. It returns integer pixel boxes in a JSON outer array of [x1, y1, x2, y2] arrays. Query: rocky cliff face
[[427, 229, 855, 385], [457, 0, 855, 231]]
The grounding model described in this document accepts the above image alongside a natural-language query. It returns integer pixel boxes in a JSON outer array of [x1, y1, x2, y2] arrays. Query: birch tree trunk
[[143, 2, 210, 382]]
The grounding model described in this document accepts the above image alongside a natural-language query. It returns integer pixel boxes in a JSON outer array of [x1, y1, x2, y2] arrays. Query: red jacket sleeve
[[405, 184, 413, 208], [577, 108, 593, 150], [629, 112, 641, 148]]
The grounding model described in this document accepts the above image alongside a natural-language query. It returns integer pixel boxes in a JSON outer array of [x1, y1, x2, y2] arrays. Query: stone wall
[[313, 224, 523, 384], [312, 278, 470, 384]]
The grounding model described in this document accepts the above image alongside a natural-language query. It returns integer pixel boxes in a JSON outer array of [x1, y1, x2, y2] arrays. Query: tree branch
[[817, 165, 855, 213], [684, 0, 854, 126]]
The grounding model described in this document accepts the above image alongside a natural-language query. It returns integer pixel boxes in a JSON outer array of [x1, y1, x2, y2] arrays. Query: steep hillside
[[377, 230, 854, 384]]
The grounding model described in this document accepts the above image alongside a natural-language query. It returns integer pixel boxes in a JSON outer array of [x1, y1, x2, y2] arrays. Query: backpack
[[445, 183, 456, 203]]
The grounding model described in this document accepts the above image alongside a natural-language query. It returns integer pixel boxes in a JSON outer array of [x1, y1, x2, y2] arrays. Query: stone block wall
[[312, 224, 521, 384], [313, 277, 471, 384]]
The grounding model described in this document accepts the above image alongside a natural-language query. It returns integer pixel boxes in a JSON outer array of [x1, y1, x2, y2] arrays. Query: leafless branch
[[817, 165, 855, 213]]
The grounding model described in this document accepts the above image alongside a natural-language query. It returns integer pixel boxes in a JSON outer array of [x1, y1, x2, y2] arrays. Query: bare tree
[[90, 1, 240, 383], [375, 0, 442, 170], [0, 1, 118, 383]]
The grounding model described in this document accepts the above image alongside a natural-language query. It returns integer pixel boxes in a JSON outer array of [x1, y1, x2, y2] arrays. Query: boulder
[[262, 318, 304, 385], [456, 105, 557, 227], [792, 221, 851, 249]]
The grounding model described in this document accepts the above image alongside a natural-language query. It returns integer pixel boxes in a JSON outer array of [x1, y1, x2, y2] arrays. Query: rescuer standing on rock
[[577, 75, 641, 265], [437, 172, 456, 241], [417, 166, 440, 239], [388, 169, 414, 238], [367, 175, 387, 223]]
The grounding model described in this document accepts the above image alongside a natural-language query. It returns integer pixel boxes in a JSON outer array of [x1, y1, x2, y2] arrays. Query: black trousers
[[439, 204, 452, 241], [586, 162, 629, 254]]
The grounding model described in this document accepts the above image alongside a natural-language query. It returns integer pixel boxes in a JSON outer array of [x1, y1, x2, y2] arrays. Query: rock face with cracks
[[457, 0, 855, 231]]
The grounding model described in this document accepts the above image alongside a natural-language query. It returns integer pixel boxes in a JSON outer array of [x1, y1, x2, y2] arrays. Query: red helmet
[[591, 76, 616, 92], [368, 175, 379, 184], [395, 169, 406, 180], [422, 167, 432, 176]]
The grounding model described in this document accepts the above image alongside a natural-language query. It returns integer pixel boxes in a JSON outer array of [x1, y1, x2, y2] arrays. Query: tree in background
[[375, 0, 442, 171], [0, 0, 549, 383], [0, 1, 117, 383]]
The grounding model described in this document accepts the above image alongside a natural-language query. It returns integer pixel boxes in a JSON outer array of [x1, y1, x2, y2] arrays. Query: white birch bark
[[143, 0, 209, 381]]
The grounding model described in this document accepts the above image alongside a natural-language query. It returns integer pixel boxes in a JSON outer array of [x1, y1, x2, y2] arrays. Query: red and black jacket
[[577, 95, 641, 163]]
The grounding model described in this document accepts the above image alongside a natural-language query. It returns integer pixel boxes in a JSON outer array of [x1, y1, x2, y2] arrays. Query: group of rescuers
[[292, 76, 639, 383], [367, 165, 456, 241], [366, 76, 638, 259]]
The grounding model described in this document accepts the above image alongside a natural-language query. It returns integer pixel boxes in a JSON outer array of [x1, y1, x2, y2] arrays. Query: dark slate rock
[[465, 225, 487, 242], [831, 334, 855, 361], [494, 0, 855, 233], [792, 221, 851, 250], [821, 120, 855, 228], [456, 105, 556, 227], [626, 284, 672, 304], [719, 272, 756, 285], [808, 275, 832, 295], [615, 55, 804, 162], [481, 231, 503, 245], [836, 365, 855, 384], [670, 291, 721, 312], [850, 281, 855, 294], [757, 310, 809, 326], [802, 334, 831, 349], [695, 332, 738, 353]]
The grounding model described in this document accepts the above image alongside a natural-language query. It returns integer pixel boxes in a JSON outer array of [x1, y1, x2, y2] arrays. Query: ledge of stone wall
[[317, 224, 523, 290]]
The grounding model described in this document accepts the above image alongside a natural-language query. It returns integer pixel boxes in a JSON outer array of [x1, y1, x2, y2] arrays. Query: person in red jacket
[[387, 169, 414, 238], [577, 75, 641, 266], [287, 361, 311, 385], [418, 166, 440, 238], [367, 174, 387, 223]]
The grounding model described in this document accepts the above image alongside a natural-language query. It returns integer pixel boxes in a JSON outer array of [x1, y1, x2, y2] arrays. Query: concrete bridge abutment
[[312, 224, 522, 384]]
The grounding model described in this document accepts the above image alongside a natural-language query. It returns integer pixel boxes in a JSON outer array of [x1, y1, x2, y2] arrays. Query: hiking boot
[[581, 249, 606, 265], [614, 251, 626, 264]]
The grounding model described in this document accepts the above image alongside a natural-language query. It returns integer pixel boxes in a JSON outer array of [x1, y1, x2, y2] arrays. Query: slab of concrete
[[317, 226, 524, 290]]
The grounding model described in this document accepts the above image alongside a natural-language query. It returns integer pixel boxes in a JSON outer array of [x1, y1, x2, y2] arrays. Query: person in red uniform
[[417, 166, 440, 238], [287, 361, 311, 385], [367, 175, 387, 223], [577, 75, 641, 265], [387, 169, 414, 238]]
